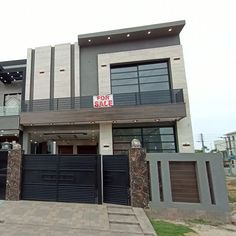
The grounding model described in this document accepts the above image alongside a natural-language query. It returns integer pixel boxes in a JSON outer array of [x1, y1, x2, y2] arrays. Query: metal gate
[[21, 154, 102, 203], [22, 154, 130, 205], [0, 151, 8, 200], [103, 155, 130, 205]]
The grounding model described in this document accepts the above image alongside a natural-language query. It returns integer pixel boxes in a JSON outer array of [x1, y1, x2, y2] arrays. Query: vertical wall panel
[[99, 123, 113, 155], [74, 43, 80, 97], [25, 49, 33, 101], [54, 44, 71, 98], [33, 46, 51, 99]]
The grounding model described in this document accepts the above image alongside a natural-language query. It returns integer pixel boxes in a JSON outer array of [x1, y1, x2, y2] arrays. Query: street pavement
[[0, 201, 156, 236]]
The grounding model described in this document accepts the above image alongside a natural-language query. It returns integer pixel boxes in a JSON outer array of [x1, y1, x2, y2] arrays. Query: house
[[0, 60, 26, 148], [19, 20, 194, 155], [214, 131, 236, 176], [214, 131, 236, 158]]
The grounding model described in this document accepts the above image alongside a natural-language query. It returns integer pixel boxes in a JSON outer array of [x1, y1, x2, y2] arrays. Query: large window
[[113, 126, 176, 155], [111, 61, 170, 94]]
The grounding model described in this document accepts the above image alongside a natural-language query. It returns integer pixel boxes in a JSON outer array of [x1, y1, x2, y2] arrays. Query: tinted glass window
[[111, 61, 170, 94], [113, 126, 176, 155]]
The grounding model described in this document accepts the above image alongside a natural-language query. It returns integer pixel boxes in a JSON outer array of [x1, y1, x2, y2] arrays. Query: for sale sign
[[93, 94, 114, 108]]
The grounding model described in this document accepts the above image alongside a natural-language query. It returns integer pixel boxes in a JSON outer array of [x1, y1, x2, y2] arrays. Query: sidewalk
[[0, 201, 156, 236]]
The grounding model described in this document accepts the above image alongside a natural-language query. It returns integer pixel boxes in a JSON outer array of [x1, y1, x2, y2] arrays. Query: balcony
[[20, 89, 186, 125], [22, 89, 184, 112], [0, 106, 20, 131], [0, 106, 20, 117]]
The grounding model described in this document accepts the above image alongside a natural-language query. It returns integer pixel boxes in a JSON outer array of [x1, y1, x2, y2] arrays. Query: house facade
[[0, 60, 26, 148], [16, 20, 194, 155]]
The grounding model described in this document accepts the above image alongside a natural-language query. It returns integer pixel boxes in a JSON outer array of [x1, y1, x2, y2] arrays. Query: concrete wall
[[97, 45, 194, 152], [99, 123, 113, 155], [33, 46, 51, 99], [25, 43, 79, 102], [80, 36, 180, 96], [146, 153, 230, 222]]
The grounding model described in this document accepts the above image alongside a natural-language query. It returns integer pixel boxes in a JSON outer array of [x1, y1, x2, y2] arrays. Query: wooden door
[[58, 145, 73, 154]]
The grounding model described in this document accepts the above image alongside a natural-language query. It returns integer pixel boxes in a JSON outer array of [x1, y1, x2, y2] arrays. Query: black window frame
[[112, 125, 177, 155], [110, 60, 172, 95]]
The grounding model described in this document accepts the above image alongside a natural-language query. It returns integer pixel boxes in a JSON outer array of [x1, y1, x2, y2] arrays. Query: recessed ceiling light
[[133, 120, 138, 123], [168, 28, 172, 32], [108, 36, 111, 40], [147, 31, 151, 35], [88, 39, 91, 42], [127, 34, 130, 37], [154, 119, 160, 122], [17, 71, 19, 74]]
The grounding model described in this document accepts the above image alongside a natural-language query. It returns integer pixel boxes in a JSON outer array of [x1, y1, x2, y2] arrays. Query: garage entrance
[[21, 154, 102, 203], [21, 154, 130, 205]]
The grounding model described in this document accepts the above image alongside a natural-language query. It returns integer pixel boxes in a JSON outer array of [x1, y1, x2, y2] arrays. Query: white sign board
[[93, 94, 114, 108]]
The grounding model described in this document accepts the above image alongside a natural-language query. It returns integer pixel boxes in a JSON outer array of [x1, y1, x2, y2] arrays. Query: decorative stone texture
[[5, 149, 22, 200], [129, 148, 149, 208]]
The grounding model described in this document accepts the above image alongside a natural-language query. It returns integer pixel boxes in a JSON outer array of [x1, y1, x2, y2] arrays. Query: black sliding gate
[[21, 154, 130, 205], [0, 151, 8, 200], [22, 154, 101, 203]]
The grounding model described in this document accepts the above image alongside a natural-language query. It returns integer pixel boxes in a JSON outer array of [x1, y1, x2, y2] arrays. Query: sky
[[0, 0, 235, 150]]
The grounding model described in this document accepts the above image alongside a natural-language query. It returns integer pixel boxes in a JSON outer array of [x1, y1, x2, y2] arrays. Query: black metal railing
[[22, 89, 184, 112]]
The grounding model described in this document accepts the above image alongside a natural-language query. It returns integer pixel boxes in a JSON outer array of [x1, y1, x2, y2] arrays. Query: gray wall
[[80, 36, 180, 96], [146, 153, 230, 220]]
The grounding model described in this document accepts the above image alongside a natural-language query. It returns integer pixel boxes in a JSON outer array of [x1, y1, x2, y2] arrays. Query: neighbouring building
[[214, 131, 236, 158], [19, 20, 194, 155], [0, 60, 26, 148]]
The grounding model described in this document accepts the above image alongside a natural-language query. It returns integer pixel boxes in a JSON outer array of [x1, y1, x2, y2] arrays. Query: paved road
[[0, 201, 156, 236]]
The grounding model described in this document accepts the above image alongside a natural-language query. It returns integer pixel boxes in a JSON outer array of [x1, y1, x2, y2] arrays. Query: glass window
[[138, 62, 167, 70], [140, 82, 169, 92], [139, 75, 169, 84], [111, 66, 137, 73], [111, 61, 170, 95], [111, 71, 138, 80], [111, 78, 138, 86], [139, 68, 168, 77], [112, 85, 139, 94], [113, 126, 176, 155]]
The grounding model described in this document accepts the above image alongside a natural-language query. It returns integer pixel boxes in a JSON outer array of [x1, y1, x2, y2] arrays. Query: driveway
[[0, 201, 156, 236]]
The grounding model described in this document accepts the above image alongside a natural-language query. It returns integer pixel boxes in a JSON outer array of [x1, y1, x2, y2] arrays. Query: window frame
[[110, 60, 172, 95]]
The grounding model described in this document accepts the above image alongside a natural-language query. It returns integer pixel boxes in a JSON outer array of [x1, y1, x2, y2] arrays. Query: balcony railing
[[0, 106, 20, 116], [22, 89, 184, 112]]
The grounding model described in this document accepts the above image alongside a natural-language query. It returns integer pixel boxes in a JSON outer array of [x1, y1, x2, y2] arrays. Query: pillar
[[99, 123, 113, 155], [129, 148, 149, 208], [5, 149, 22, 200]]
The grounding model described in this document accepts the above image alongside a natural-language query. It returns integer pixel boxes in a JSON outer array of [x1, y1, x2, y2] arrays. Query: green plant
[[150, 219, 194, 236]]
